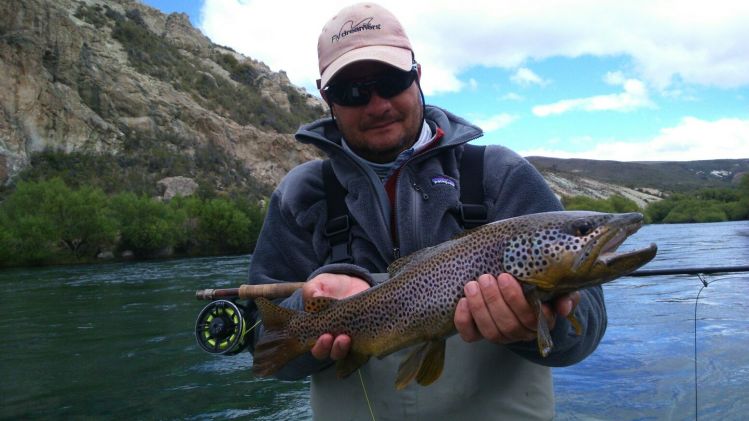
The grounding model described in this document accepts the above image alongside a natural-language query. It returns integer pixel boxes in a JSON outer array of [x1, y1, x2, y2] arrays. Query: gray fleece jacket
[[247, 105, 607, 420]]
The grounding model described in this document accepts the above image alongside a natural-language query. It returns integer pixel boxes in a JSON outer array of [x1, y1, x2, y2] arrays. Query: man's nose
[[363, 90, 392, 114]]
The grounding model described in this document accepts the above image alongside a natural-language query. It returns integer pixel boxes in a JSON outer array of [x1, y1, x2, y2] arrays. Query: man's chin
[[359, 142, 407, 163]]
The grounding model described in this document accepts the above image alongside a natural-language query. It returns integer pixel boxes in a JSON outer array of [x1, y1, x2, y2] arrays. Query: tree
[[109, 192, 186, 257], [0, 178, 117, 263]]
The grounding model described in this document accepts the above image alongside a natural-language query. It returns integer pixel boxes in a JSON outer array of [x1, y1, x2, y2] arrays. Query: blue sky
[[142, 0, 749, 161]]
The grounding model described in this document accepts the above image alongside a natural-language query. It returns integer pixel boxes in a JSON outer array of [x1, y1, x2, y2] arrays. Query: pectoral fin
[[395, 340, 446, 390], [567, 313, 583, 335], [525, 289, 553, 357], [335, 351, 370, 379]]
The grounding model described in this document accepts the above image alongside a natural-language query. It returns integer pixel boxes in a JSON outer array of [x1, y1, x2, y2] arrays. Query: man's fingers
[[310, 333, 334, 360], [330, 335, 351, 360], [454, 298, 481, 342], [496, 273, 537, 332], [554, 291, 581, 317], [463, 280, 503, 342], [310, 333, 351, 361]]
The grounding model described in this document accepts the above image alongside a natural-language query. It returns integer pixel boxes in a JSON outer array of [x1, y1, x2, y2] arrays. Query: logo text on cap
[[332, 17, 381, 43]]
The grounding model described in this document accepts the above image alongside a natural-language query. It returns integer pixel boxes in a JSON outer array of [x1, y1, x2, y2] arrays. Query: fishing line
[[358, 369, 377, 421], [693, 274, 707, 421], [692, 274, 731, 421], [248, 319, 261, 332]]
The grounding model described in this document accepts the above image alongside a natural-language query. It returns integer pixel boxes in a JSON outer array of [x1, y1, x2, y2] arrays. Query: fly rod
[[195, 282, 306, 300], [627, 265, 749, 277], [194, 265, 749, 301]]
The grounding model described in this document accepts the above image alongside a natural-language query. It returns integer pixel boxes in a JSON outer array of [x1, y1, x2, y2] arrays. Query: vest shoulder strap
[[458, 144, 488, 228], [322, 159, 354, 263]]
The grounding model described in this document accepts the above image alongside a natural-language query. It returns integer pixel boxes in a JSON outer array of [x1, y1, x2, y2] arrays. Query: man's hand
[[454, 273, 580, 344], [302, 273, 369, 361]]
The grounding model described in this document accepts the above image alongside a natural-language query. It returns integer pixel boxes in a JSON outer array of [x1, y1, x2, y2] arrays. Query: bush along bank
[[562, 174, 749, 224], [0, 178, 266, 267]]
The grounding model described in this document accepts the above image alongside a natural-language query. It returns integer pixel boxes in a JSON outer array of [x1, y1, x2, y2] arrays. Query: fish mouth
[[580, 212, 658, 270], [596, 214, 657, 270], [598, 241, 658, 267]]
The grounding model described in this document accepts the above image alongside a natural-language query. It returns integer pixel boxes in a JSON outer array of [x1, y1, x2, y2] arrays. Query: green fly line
[[358, 369, 377, 421]]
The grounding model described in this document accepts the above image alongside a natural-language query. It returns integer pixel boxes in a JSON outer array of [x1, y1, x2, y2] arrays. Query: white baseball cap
[[317, 3, 414, 89]]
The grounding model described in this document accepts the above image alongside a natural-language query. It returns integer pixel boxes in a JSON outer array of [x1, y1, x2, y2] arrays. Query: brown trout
[[252, 211, 657, 389]]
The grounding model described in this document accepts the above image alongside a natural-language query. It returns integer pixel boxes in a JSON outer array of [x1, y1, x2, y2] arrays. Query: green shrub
[[109, 192, 187, 257], [562, 194, 639, 213], [0, 178, 117, 265], [169, 196, 262, 255]]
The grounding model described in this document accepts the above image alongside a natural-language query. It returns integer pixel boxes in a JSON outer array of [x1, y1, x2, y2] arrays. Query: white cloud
[[520, 117, 749, 161], [200, 0, 749, 95], [532, 77, 655, 116], [500, 92, 524, 101], [603, 71, 626, 86], [471, 113, 517, 133], [510, 67, 548, 86]]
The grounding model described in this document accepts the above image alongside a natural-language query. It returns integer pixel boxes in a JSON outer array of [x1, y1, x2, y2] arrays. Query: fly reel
[[195, 300, 249, 355]]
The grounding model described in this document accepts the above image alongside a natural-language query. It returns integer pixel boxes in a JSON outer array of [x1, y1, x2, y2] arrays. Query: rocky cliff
[[0, 0, 325, 196]]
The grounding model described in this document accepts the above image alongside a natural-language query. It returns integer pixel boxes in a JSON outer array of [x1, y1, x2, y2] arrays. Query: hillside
[[528, 157, 749, 207], [1, 0, 324, 198]]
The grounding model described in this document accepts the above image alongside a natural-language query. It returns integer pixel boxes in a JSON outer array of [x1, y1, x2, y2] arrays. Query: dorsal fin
[[387, 237, 466, 278], [387, 254, 417, 277], [387, 244, 440, 277], [304, 296, 337, 313]]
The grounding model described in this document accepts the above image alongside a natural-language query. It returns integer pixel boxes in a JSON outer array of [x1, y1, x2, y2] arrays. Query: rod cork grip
[[237, 282, 305, 299]]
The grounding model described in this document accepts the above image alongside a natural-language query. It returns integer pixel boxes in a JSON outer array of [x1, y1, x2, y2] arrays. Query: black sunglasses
[[324, 65, 418, 107]]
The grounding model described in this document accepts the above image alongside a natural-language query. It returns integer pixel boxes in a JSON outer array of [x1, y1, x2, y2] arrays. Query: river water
[[1, 221, 747, 420]]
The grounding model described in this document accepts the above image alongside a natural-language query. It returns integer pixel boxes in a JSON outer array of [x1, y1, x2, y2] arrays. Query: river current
[[1, 221, 747, 420]]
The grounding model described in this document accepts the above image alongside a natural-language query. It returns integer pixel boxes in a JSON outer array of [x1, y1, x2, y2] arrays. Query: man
[[247, 3, 607, 419]]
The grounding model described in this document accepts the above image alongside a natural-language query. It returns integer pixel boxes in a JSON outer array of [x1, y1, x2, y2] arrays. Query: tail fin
[[252, 297, 309, 377]]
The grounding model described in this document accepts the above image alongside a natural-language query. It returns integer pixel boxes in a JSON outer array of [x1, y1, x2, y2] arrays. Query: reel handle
[[195, 282, 305, 301]]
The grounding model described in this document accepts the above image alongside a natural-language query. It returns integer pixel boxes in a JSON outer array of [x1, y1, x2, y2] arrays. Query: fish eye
[[571, 220, 594, 237]]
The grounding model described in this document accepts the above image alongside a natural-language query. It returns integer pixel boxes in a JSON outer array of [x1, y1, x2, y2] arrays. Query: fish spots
[[289, 212, 631, 357]]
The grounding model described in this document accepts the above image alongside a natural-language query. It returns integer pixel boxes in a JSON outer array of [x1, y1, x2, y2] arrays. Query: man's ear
[[320, 90, 334, 114], [416, 63, 422, 81]]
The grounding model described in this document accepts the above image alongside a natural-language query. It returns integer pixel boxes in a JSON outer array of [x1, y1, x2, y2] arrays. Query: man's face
[[324, 61, 423, 164]]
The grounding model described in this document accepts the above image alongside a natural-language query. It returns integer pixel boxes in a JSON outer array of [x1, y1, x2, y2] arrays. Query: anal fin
[[415, 339, 446, 387], [395, 340, 446, 390]]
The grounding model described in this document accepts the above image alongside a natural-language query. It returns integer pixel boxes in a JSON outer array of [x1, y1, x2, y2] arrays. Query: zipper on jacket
[[412, 182, 429, 200]]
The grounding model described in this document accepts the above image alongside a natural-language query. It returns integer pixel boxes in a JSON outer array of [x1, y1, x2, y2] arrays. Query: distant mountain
[[528, 156, 749, 206]]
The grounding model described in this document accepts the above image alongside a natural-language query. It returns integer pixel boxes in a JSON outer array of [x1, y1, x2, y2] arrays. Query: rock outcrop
[[541, 172, 662, 208], [157, 176, 198, 201]]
